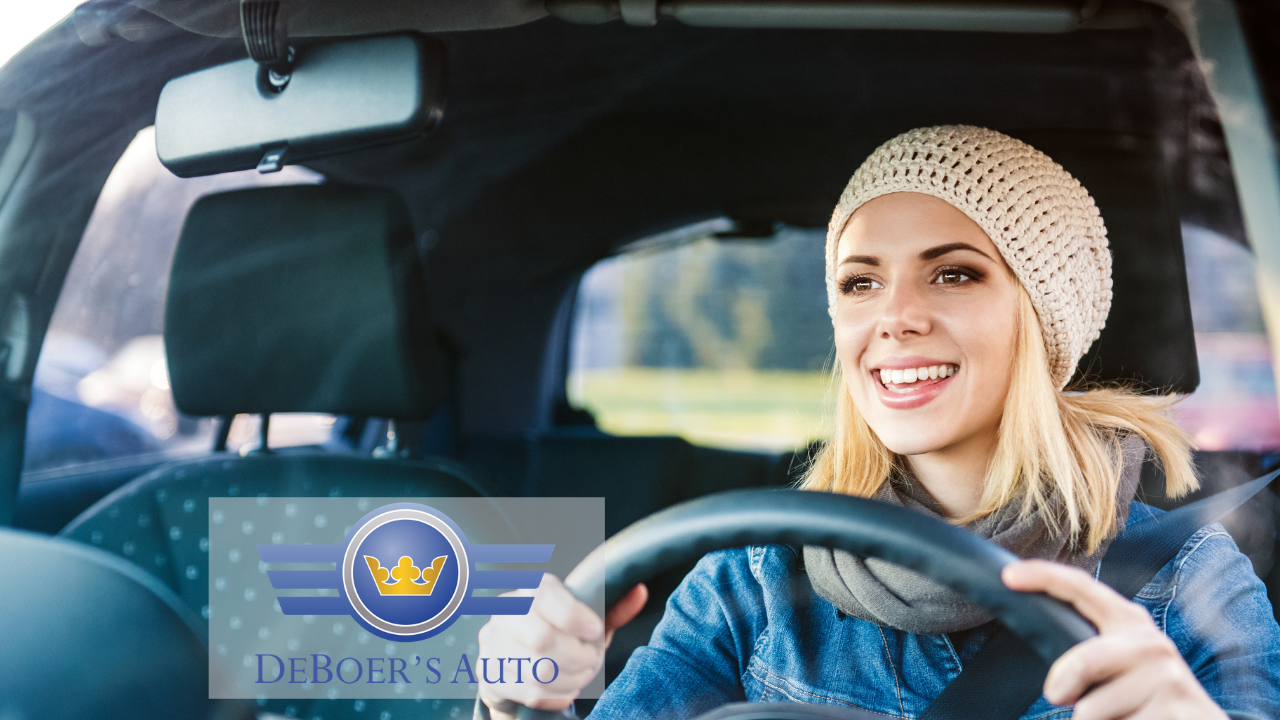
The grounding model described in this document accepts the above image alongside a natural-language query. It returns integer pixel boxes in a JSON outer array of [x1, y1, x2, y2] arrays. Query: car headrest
[[1017, 131, 1199, 393], [165, 184, 443, 419]]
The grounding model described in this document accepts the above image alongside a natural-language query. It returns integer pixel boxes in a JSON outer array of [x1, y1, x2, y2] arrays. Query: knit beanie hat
[[826, 125, 1112, 389]]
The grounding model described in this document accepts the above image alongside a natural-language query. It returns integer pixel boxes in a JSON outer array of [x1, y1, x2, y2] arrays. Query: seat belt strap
[[917, 627, 1046, 720], [919, 468, 1278, 720], [1099, 468, 1278, 598]]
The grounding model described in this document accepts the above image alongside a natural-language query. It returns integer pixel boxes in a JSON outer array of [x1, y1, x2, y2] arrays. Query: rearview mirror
[[155, 34, 444, 178]]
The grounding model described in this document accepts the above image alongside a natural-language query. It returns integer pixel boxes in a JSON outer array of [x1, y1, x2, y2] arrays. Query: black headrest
[[1017, 132, 1199, 393], [165, 184, 443, 418]]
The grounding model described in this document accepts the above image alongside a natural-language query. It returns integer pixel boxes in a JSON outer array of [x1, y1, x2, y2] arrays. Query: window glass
[[568, 221, 1280, 454], [25, 127, 331, 475], [568, 225, 833, 452], [1175, 224, 1280, 451]]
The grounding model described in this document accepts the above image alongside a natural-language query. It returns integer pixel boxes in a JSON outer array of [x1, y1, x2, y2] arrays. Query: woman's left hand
[[1002, 559, 1229, 720]]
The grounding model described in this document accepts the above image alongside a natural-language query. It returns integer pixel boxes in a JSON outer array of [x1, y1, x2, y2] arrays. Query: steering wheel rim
[[564, 488, 1095, 665], [502, 488, 1098, 720]]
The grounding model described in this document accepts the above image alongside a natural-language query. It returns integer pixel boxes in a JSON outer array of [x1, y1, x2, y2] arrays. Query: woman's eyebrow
[[838, 254, 879, 267], [920, 242, 995, 262]]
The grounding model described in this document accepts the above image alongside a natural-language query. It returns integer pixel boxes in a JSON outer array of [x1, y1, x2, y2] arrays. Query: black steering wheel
[[510, 488, 1096, 720]]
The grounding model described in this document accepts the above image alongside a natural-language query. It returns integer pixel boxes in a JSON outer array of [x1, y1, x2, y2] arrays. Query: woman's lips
[[872, 365, 958, 410]]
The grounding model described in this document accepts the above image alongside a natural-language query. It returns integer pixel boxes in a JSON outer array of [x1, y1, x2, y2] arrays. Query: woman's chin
[[876, 432, 955, 458], [859, 406, 962, 457]]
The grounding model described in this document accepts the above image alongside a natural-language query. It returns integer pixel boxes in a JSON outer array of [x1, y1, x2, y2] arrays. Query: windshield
[[0, 3, 80, 68]]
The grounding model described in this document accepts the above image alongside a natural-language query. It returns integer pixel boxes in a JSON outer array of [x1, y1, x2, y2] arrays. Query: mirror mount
[[240, 0, 294, 94]]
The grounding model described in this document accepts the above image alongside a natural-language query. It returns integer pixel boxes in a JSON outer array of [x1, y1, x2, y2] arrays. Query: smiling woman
[[832, 195, 1019, 447], [480, 126, 1280, 720], [808, 128, 1195, 550]]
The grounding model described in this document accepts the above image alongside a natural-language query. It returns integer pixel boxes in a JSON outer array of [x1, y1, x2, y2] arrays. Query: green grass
[[568, 367, 834, 452]]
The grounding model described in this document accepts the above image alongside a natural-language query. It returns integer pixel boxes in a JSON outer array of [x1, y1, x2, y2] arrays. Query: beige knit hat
[[826, 125, 1112, 389]]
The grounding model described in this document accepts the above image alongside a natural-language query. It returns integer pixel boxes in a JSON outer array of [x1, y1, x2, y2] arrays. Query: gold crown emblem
[[363, 554, 448, 596]]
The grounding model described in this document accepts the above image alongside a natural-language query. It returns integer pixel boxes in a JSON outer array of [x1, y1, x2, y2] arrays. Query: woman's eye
[[934, 269, 972, 285], [841, 276, 882, 294]]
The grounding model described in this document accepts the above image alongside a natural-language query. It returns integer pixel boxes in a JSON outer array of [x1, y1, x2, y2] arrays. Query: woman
[[477, 126, 1280, 719]]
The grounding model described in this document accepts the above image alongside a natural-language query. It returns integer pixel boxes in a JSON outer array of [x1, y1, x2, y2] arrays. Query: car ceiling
[[128, 0, 549, 38], [0, 8, 1250, 435]]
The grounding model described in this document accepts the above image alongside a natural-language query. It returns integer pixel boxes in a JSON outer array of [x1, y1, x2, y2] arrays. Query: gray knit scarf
[[803, 434, 1145, 634]]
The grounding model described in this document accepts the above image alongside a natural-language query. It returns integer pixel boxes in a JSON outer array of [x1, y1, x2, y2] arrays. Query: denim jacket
[[588, 504, 1280, 719]]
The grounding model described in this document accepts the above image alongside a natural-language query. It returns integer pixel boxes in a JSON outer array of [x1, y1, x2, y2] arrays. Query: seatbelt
[[1099, 469, 1278, 598], [919, 468, 1279, 720]]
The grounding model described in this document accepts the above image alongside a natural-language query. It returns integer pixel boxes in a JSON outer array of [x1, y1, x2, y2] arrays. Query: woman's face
[[833, 192, 1020, 457]]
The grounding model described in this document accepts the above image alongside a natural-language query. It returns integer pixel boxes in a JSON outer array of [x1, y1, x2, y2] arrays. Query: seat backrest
[[54, 184, 484, 720], [0, 527, 251, 719], [61, 454, 482, 614], [60, 185, 486, 589]]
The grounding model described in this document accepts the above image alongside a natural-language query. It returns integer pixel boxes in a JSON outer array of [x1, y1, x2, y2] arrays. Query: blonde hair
[[801, 289, 1198, 553]]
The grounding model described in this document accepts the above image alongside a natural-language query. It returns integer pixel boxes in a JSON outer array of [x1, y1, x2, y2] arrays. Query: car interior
[[2, 1, 1280, 718]]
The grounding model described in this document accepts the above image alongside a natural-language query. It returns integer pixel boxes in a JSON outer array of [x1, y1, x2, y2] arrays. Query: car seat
[[60, 183, 482, 720], [0, 526, 253, 720]]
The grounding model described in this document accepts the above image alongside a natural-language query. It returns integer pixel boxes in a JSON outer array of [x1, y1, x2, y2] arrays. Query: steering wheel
[[509, 488, 1096, 720]]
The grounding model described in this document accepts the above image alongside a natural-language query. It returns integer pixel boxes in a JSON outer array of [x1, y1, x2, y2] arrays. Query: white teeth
[[880, 364, 958, 386]]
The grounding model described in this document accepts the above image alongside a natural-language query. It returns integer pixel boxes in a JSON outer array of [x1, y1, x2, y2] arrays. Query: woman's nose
[[876, 283, 932, 340]]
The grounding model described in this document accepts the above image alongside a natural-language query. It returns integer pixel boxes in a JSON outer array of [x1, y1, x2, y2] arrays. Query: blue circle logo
[[341, 505, 470, 640]]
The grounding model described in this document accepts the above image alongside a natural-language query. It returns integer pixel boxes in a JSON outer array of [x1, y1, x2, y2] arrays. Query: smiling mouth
[[875, 364, 959, 394]]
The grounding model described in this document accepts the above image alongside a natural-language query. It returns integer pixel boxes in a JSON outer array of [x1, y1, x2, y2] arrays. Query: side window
[[567, 224, 833, 452], [1177, 224, 1280, 450], [25, 127, 330, 475], [568, 221, 1280, 454]]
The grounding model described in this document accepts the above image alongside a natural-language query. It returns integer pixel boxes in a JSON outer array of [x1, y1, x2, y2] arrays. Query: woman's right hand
[[478, 574, 648, 720]]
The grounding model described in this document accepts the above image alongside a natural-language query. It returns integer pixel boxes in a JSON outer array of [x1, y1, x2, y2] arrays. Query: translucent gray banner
[[208, 497, 604, 701]]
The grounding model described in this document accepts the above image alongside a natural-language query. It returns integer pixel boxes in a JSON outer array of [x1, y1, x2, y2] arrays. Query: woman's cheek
[[938, 299, 1016, 417], [833, 310, 872, 375]]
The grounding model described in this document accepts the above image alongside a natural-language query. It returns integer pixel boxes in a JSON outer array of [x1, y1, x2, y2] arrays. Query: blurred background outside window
[[567, 221, 1280, 453], [0, 2, 82, 69], [24, 127, 334, 475], [1175, 224, 1280, 451], [568, 224, 834, 452]]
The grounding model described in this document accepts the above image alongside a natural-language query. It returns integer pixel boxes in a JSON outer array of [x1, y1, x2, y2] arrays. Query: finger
[[1066, 664, 1161, 720], [498, 611, 601, 675], [1003, 560, 1152, 632], [473, 643, 601, 705], [1043, 632, 1174, 705], [605, 583, 648, 634], [481, 609, 600, 676], [532, 573, 605, 641]]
